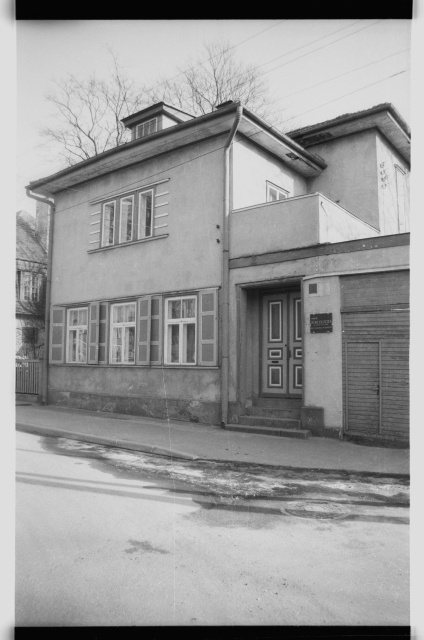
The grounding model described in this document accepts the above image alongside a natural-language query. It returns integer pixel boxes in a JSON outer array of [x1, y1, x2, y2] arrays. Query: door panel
[[261, 292, 302, 397], [345, 341, 380, 434]]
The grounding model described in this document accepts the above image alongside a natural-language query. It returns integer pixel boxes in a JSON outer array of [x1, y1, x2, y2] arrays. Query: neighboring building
[[16, 203, 48, 358], [26, 101, 410, 444]]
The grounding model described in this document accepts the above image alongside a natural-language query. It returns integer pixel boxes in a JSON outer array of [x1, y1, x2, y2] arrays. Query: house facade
[[26, 101, 410, 444], [16, 204, 48, 358]]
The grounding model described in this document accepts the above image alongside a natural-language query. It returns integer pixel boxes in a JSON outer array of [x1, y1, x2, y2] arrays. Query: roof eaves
[[288, 103, 410, 139], [27, 103, 240, 192]]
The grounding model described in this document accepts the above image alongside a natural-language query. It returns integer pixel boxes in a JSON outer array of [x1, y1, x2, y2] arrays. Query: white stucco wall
[[50, 136, 226, 306], [306, 130, 380, 230], [376, 132, 410, 235], [232, 136, 307, 210], [302, 276, 342, 428]]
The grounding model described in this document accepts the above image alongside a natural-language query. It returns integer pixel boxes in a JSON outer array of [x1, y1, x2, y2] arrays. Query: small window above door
[[266, 181, 289, 202]]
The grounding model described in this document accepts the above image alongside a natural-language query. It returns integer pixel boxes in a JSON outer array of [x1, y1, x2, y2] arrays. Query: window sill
[[88, 234, 168, 254]]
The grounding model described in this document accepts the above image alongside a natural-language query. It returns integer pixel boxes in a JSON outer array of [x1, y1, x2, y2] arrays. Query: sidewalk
[[15, 403, 409, 477]]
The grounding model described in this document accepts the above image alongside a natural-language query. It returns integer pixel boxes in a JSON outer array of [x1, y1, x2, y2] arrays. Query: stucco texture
[[50, 136, 226, 306], [232, 136, 307, 210], [306, 130, 380, 229]]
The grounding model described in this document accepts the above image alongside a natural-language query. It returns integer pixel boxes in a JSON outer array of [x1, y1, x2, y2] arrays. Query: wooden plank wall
[[341, 270, 409, 442]]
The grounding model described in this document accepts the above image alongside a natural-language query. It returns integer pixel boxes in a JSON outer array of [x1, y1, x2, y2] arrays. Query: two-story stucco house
[[26, 100, 410, 445]]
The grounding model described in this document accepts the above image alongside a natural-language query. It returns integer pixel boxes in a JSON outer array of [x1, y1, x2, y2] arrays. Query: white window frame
[[138, 189, 154, 240], [109, 302, 136, 365], [21, 272, 40, 302], [119, 195, 134, 244], [136, 118, 158, 139], [66, 307, 88, 363], [102, 200, 116, 247], [164, 296, 197, 365], [266, 181, 289, 202]]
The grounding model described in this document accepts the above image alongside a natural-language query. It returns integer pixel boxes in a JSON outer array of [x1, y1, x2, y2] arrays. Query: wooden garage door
[[344, 338, 409, 439], [380, 339, 409, 440], [345, 341, 380, 434], [342, 312, 409, 441]]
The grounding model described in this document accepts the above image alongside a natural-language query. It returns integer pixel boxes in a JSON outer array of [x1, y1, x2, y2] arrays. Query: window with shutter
[[136, 296, 151, 365], [88, 302, 100, 364], [50, 306, 66, 364], [198, 289, 218, 366], [66, 307, 88, 363], [98, 302, 109, 364], [150, 295, 163, 365]]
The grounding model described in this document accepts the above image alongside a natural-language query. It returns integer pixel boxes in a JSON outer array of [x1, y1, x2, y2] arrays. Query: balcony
[[229, 193, 380, 259]]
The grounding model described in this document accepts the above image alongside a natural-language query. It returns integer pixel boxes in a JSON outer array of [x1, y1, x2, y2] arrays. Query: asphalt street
[[16, 431, 409, 626]]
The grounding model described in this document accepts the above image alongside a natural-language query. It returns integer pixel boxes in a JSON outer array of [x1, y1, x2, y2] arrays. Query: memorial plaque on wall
[[310, 313, 333, 333]]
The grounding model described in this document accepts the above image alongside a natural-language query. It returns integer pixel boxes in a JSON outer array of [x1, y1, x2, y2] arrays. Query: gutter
[[25, 188, 56, 405], [221, 104, 243, 427]]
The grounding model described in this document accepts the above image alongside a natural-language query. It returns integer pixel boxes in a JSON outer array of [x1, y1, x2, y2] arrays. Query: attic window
[[136, 118, 158, 139]]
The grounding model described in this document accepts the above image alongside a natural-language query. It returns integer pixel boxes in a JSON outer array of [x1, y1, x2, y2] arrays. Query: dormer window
[[136, 118, 158, 139]]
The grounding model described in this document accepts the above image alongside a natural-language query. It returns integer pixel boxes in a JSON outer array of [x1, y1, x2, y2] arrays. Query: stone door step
[[243, 406, 301, 419], [225, 424, 311, 439], [238, 415, 301, 429]]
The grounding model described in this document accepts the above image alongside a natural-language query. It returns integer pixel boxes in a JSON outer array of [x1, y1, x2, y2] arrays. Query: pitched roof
[[16, 211, 47, 266]]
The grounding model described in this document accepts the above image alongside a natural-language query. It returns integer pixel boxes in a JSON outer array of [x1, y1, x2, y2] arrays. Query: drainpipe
[[221, 104, 243, 426], [25, 188, 55, 405]]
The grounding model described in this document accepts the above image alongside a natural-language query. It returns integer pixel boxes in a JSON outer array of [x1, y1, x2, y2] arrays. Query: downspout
[[25, 188, 55, 405], [221, 104, 243, 426]]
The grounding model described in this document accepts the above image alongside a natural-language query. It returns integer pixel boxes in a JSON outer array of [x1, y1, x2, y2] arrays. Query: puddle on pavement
[[38, 435, 410, 527]]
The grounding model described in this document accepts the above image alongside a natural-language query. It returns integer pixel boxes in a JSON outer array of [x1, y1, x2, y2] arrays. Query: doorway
[[261, 291, 302, 397]]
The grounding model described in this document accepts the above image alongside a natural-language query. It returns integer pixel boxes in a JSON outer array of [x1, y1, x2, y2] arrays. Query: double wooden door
[[261, 292, 302, 397]]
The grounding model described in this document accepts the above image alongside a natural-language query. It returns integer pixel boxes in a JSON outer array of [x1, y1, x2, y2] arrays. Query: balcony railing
[[230, 193, 380, 259]]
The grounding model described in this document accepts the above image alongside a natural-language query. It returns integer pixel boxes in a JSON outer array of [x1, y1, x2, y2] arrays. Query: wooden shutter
[[88, 302, 100, 364], [198, 288, 218, 366], [98, 302, 109, 364], [50, 306, 66, 364], [136, 296, 151, 365], [150, 295, 163, 365]]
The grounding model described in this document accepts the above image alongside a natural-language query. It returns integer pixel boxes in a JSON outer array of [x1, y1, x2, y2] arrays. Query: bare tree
[[42, 42, 279, 165], [41, 51, 147, 166], [148, 40, 278, 122]]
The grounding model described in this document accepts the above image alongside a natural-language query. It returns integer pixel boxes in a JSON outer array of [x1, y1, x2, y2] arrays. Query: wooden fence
[[16, 359, 41, 395]]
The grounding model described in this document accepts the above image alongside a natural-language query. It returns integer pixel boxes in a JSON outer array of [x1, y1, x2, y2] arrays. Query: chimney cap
[[215, 100, 234, 110]]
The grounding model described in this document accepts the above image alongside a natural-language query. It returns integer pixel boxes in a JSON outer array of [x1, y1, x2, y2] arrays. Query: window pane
[[124, 326, 135, 363], [78, 330, 87, 362], [168, 324, 180, 363], [124, 304, 136, 323], [269, 188, 277, 201], [70, 329, 77, 361], [103, 202, 115, 246], [169, 300, 181, 319], [69, 310, 78, 326], [183, 323, 195, 363], [182, 298, 195, 318], [139, 192, 153, 239], [79, 309, 88, 325], [120, 197, 133, 242]]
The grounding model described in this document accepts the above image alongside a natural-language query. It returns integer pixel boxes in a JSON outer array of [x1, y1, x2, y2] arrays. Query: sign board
[[310, 313, 333, 333]]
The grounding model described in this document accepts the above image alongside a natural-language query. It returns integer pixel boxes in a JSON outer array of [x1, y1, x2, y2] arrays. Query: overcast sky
[[17, 19, 412, 214]]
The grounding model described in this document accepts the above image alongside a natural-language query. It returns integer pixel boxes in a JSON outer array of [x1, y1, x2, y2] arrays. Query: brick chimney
[[35, 201, 49, 249]]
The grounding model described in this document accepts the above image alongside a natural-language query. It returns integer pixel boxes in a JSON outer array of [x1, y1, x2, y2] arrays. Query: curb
[[15, 423, 200, 461], [15, 422, 410, 480]]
